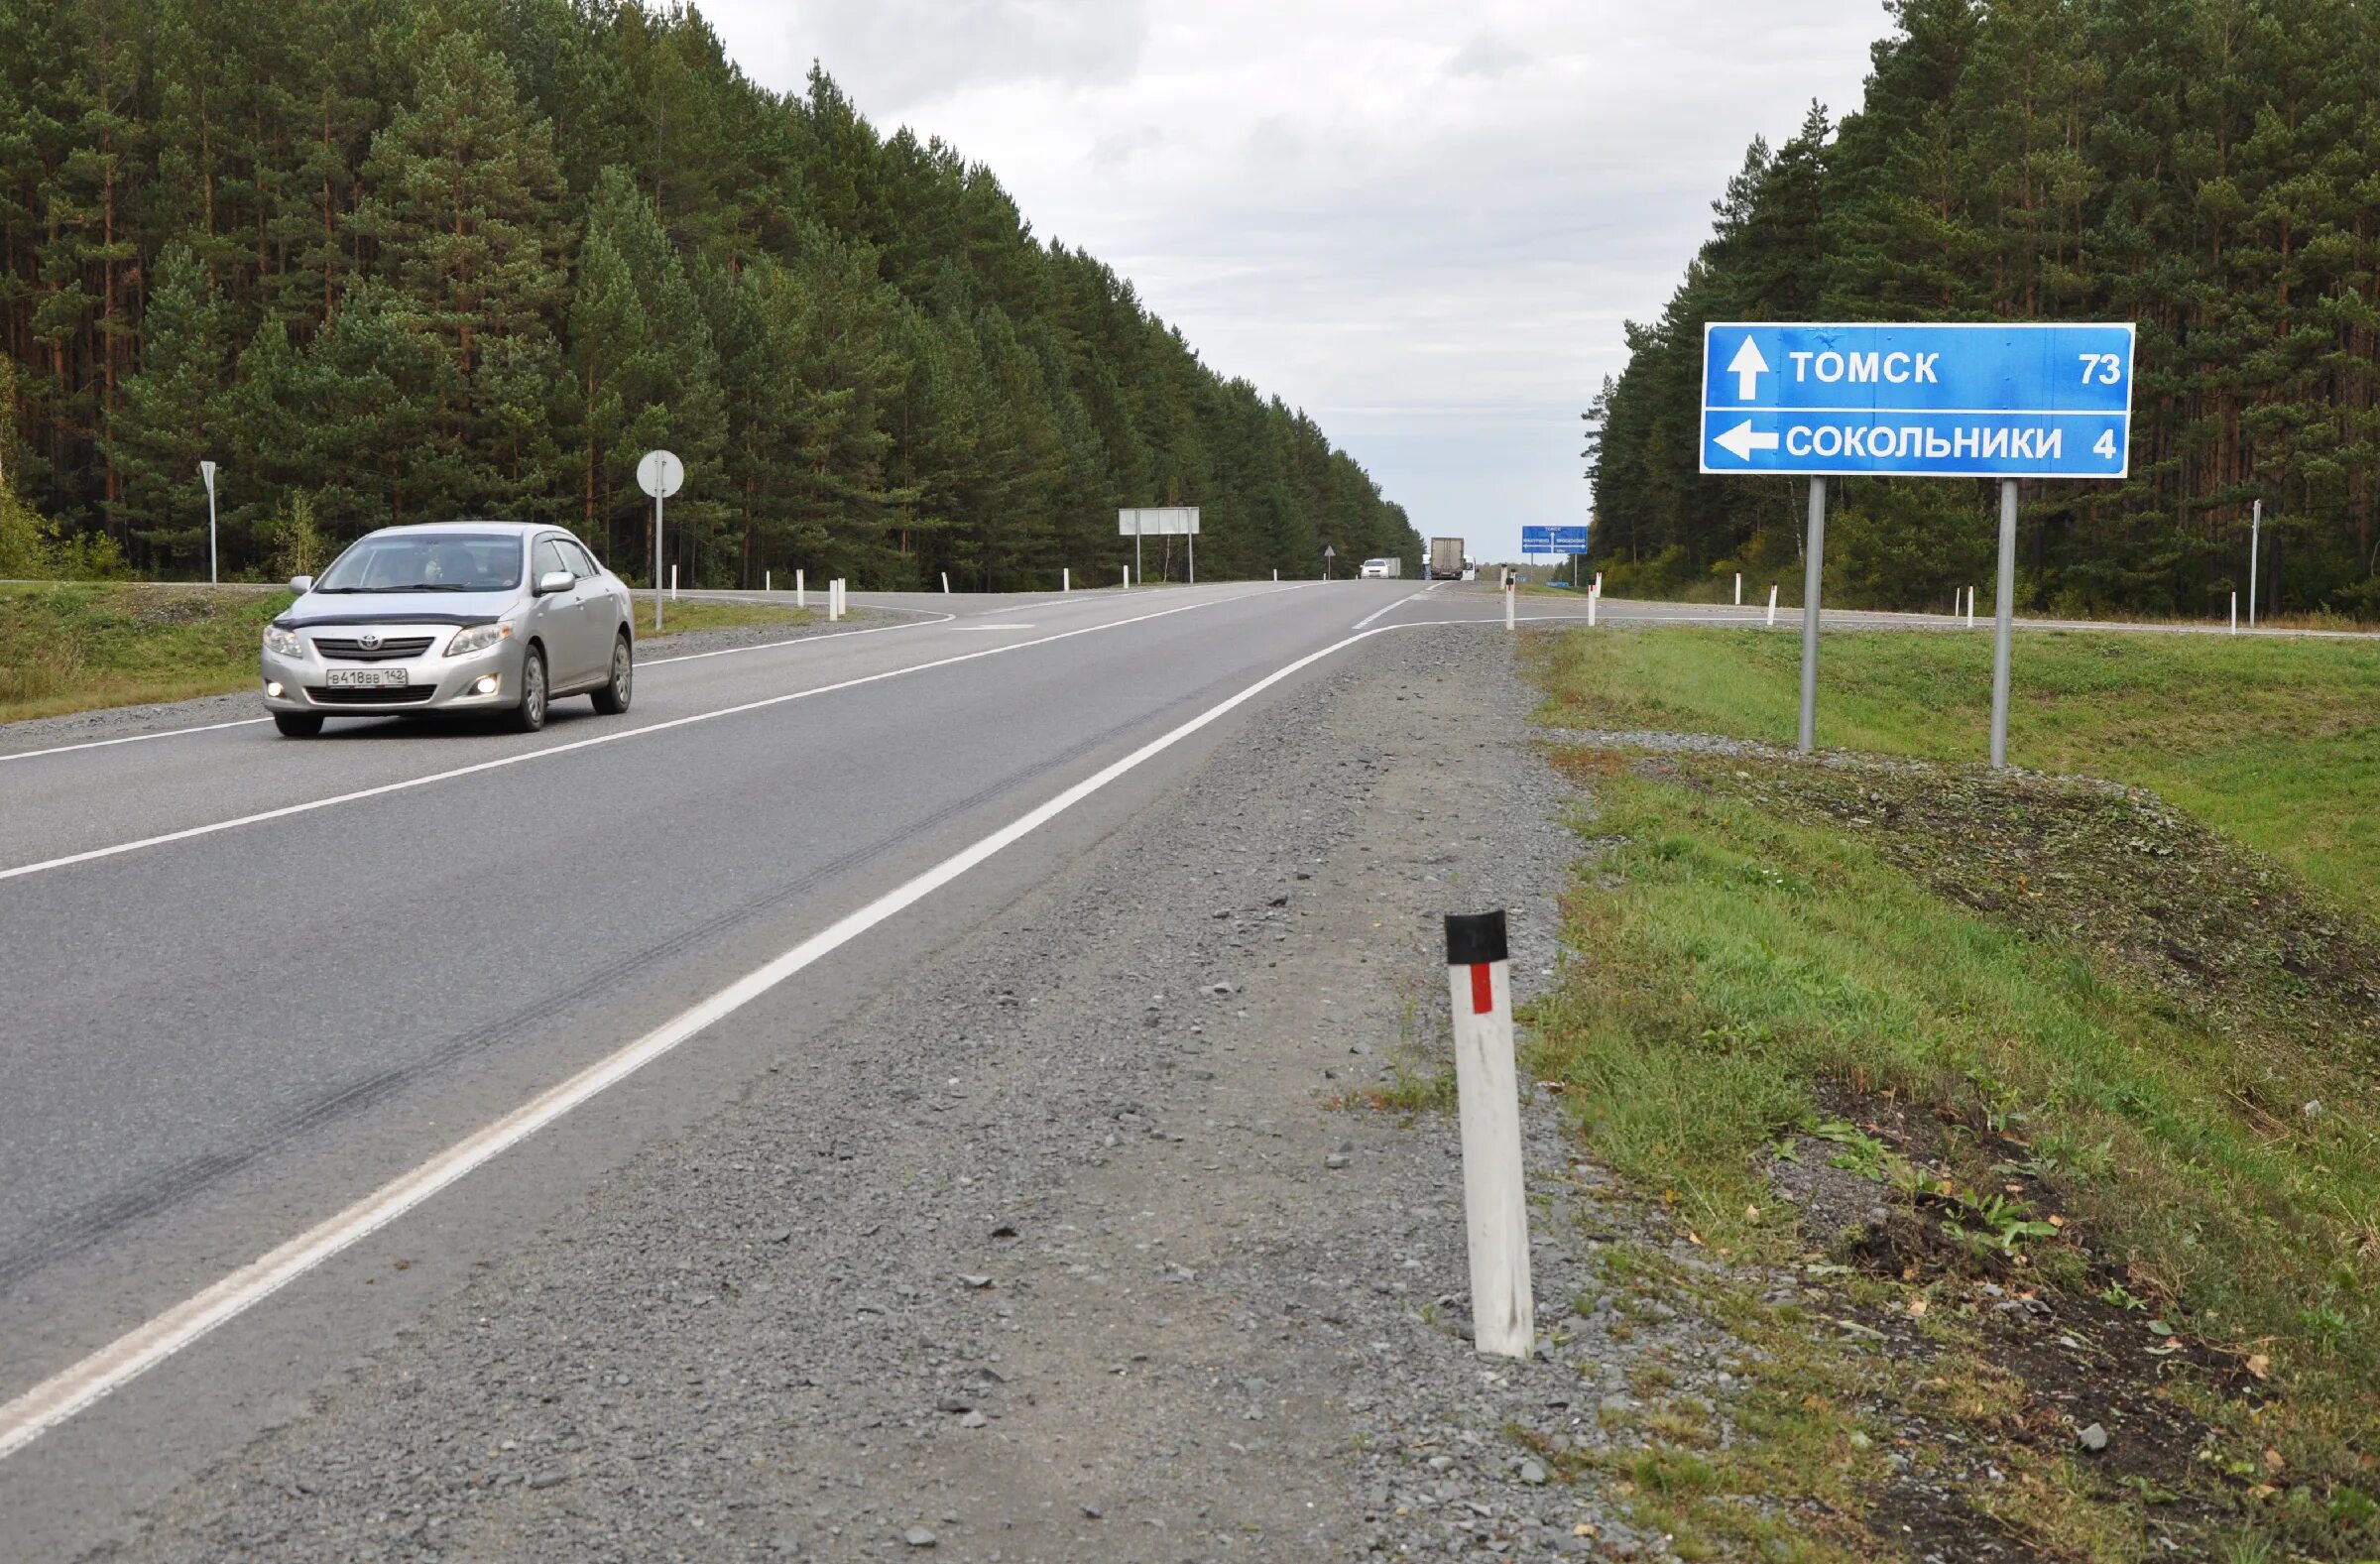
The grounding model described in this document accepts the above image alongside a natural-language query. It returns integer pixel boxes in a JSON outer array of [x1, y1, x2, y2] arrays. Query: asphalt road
[[0, 576, 1547, 1556]]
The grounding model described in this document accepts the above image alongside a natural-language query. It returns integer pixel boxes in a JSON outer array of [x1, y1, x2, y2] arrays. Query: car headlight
[[263, 626, 304, 658], [445, 623, 513, 658]]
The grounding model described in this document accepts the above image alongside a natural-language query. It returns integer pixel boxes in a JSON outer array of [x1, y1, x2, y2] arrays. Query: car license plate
[[325, 667, 409, 689]]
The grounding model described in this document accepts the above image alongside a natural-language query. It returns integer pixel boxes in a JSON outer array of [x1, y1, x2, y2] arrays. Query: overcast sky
[[697, 0, 1883, 560]]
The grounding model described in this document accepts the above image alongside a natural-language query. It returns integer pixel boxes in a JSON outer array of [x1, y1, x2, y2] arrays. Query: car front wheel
[[514, 646, 548, 733], [591, 633, 633, 715], [273, 711, 324, 738]]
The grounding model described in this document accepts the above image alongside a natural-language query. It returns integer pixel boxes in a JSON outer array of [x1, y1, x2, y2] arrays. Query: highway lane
[[2, 577, 1518, 1551], [0, 582, 1332, 1334]]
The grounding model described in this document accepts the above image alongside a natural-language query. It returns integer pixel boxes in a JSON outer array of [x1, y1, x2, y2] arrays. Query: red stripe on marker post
[[1443, 910, 1536, 1360]]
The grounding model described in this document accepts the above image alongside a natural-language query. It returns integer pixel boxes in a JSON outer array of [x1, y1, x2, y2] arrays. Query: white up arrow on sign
[[1713, 421, 1779, 462], [1726, 338, 1769, 400]]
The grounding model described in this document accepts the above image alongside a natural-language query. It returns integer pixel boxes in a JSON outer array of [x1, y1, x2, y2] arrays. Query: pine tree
[[352, 31, 569, 512], [107, 243, 231, 562]]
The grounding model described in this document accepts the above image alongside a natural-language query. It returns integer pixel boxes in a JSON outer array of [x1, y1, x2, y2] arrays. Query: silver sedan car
[[261, 522, 636, 737]]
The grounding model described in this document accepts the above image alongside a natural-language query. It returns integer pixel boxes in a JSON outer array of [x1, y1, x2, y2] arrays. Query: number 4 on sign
[[2093, 429, 2118, 459]]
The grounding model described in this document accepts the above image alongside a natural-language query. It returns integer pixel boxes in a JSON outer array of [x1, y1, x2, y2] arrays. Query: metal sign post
[[638, 449, 684, 633], [1701, 322, 2135, 764], [2246, 497, 2265, 623], [1800, 477, 1825, 753], [1322, 543, 1335, 578], [198, 461, 218, 585], [1989, 479, 2019, 766]]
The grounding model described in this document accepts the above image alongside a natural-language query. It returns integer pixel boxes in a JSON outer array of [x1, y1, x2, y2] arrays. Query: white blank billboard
[[1119, 507, 1200, 536]]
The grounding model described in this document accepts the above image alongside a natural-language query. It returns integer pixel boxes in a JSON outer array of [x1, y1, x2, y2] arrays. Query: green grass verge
[[633, 597, 818, 639], [0, 583, 816, 724], [1525, 745, 2380, 1558], [1529, 627, 2380, 924], [0, 582, 294, 722]]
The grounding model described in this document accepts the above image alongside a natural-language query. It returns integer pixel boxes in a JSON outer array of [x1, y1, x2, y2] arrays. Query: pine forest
[[0, 0, 1417, 588], [1587, 0, 2380, 623]]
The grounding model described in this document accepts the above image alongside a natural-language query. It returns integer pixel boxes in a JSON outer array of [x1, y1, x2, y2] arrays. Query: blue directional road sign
[[1700, 322, 2134, 479], [1521, 525, 1590, 553]]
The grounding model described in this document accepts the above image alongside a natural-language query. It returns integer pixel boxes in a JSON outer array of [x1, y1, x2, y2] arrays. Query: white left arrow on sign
[[1726, 337, 1770, 401], [1713, 420, 1780, 462]]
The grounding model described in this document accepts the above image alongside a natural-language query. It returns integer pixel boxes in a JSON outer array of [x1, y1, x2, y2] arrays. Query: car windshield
[[314, 534, 523, 593]]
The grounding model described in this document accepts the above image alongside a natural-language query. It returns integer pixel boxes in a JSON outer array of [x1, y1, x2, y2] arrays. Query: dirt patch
[[129, 592, 232, 626], [1764, 1080, 2261, 1557]]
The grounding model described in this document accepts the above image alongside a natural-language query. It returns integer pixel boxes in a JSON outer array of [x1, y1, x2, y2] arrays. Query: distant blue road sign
[[1700, 322, 2133, 479], [1521, 526, 1589, 553]]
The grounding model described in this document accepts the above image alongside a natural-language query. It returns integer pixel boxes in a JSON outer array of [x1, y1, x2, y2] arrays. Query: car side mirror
[[535, 570, 574, 596], [289, 575, 314, 593]]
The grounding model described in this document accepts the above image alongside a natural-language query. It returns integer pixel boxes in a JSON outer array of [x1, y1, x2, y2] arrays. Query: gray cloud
[[790, 0, 1149, 109], [1448, 32, 1529, 78]]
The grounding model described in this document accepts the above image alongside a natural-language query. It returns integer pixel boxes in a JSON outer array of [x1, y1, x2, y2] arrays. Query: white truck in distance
[[1428, 537, 1467, 580]]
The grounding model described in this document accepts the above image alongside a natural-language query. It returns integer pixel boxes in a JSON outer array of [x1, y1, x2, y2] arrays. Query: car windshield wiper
[[363, 582, 472, 592]]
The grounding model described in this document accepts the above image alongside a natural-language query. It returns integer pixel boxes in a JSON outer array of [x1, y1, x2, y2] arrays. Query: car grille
[[304, 684, 438, 706], [312, 635, 436, 662]]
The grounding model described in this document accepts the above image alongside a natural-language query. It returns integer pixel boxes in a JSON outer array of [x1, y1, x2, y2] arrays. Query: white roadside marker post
[[1505, 579, 1515, 631], [1444, 911, 1534, 1360], [765, 570, 771, 593], [1965, 586, 1975, 628], [2230, 591, 2238, 634], [1734, 571, 1742, 606], [1588, 584, 1598, 628], [670, 564, 678, 601], [1766, 583, 1779, 628], [1063, 567, 1070, 593], [1122, 564, 1130, 589], [795, 569, 805, 608], [941, 571, 950, 594]]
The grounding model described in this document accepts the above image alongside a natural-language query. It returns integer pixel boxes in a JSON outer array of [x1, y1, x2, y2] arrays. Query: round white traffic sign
[[637, 449, 683, 499]]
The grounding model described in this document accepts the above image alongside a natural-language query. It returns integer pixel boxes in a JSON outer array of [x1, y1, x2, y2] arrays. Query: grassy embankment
[[0, 582, 816, 724], [1523, 627, 2380, 1560]]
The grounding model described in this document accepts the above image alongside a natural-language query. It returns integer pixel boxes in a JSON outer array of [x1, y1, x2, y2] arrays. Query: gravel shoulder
[[89, 626, 1720, 1563]]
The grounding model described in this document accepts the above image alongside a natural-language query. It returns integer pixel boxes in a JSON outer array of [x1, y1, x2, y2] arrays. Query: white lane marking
[[966, 623, 1037, 631], [0, 585, 1311, 885], [0, 612, 958, 767], [1352, 588, 1430, 631], [641, 608, 954, 666], [0, 600, 1406, 1461], [0, 716, 272, 765]]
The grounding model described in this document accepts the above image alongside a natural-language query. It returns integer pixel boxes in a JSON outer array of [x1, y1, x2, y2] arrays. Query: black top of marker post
[[1444, 910, 1507, 966]]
